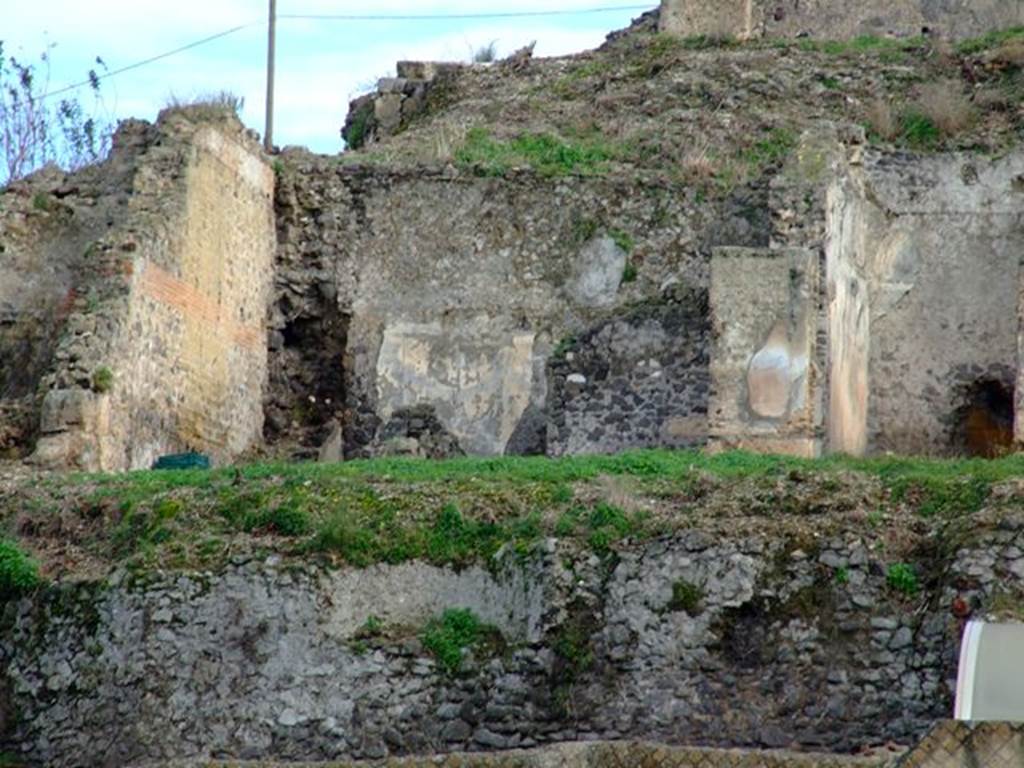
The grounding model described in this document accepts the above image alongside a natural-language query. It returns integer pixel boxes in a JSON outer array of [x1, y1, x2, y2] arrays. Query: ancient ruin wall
[[3, 522, 1019, 766], [27, 113, 274, 470], [273, 158, 769, 458], [826, 150, 1024, 457], [0, 134, 150, 458], [659, 0, 1024, 41]]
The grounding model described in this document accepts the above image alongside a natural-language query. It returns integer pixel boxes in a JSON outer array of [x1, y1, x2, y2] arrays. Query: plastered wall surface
[[659, 0, 1024, 41], [827, 150, 1024, 456], [709, 247, 822, 457]]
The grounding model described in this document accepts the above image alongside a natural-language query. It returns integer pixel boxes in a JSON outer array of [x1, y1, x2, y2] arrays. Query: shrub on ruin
[[421, 608, 499, 674], [471, 41, 498, 63], [163, 91, 244, 122], [886, 563, 919, 596], [0, 539, 41, 600], [91, 366, 114, 394]]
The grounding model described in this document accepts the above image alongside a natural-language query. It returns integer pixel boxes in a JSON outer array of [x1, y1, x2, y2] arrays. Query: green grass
[[886, 563, 919, 596], [0, 539, 41, 600], [957, 26, 1024, 56], [797, 35, 925, 58], [455, 127, 618, 177], [900, 112, 941, 149], [91, 366, 114, 394], [9, 448, 1024, 575], [421, 608, 499, 674], [743, 127, 797, 172]]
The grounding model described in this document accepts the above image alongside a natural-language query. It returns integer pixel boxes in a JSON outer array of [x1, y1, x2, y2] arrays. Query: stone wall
[[19, 111, 275, 471], [659, 0, 1024, 41], [5, 517, 1024, 767], [546, 294, 709, 457], [825, 150, 1024, 457], [273, 157, 770, 458], [0, 138, 147, 458]]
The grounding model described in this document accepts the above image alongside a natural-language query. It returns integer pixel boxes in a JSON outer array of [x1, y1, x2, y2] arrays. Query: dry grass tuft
[[865, 97, 898, 141], [678, 142, 717, 181], [913, 79, 975, 136], [991, 39, 1024, 68], [594, 474, 649, 515]]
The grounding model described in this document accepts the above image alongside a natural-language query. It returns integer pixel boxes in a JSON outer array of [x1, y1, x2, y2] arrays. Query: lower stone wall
[[4, 519, 1022, 767]]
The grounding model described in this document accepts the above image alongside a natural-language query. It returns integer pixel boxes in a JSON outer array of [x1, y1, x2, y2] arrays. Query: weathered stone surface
[[826, 150, 1024, 456], [546, 295, 709, 456], [659, 0, 1024, 41]]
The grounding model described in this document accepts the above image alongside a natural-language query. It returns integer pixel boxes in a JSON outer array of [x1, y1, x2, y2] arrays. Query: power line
[[280, 5, 654, 21], [43, 23, 260, 101], [40, 4, 655, 102]]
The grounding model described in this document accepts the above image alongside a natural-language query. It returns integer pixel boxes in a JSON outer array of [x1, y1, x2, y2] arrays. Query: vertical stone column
[[709, 247, 823, 457], [658, 0, 753, 39]]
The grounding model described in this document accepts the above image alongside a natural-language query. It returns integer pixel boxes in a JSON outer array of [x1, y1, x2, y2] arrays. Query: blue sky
[[6, 2, 652, 154]]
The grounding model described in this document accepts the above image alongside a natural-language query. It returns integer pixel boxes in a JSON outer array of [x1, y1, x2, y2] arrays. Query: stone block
[[373, 94, 404, 133], [38, 388, 102, 434]]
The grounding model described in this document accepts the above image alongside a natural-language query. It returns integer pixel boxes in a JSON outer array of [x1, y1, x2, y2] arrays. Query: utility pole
[[264, 0, 277, 153]]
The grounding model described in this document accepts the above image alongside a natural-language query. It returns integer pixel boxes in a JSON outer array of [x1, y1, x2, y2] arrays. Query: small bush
[[91, 366, 114, 394], [608, 228, 634, 254], [309, 509, 376, 565], [31, 193, 50, 212], [421, 608, 493, 674], [471, 41, 498, 63], [360, 614, 384, 637], [886, 563, 919, 596], [247, 503, 311, 537], [622, 262, 638, 284], [344, 101, 374, 150], [0, 540, 41, 600]]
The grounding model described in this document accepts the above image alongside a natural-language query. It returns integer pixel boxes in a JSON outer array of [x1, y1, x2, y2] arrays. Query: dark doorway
[[955, 379, 1015, 459]]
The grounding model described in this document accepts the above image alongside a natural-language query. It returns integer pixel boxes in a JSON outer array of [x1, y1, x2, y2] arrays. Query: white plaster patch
[[567, 236, 626, 308], [375, 318, 535, 455]]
